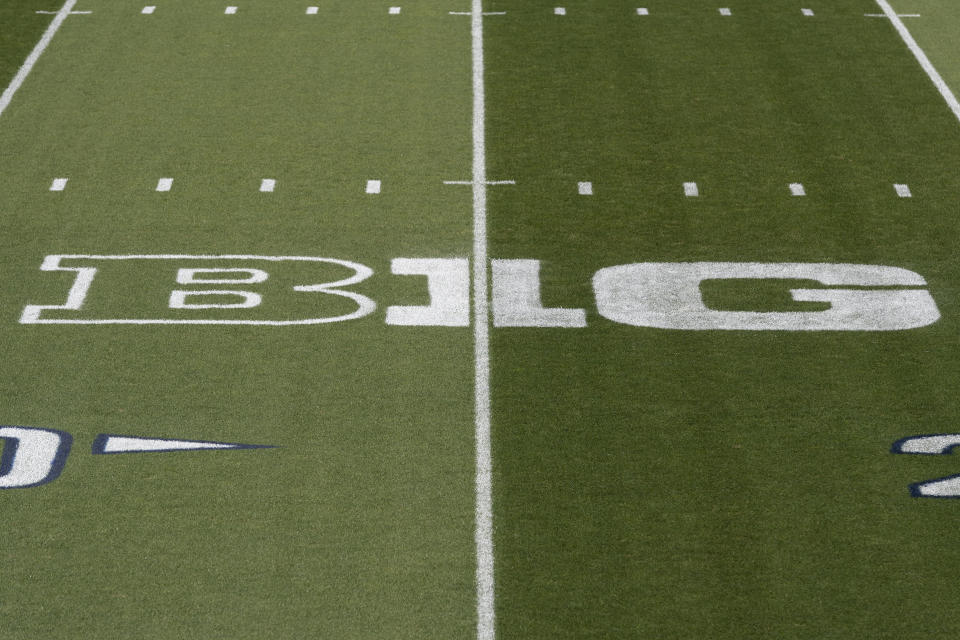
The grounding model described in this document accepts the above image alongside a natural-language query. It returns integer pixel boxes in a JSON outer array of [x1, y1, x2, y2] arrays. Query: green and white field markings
[[3, 0, 960, 638], [0, 2, 478, 638], [483, 1, 960, 638]]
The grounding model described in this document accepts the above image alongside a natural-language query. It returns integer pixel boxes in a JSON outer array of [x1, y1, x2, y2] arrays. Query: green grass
[[486, 1, 960, 637], [901, 0, 960, 96], [2, 1, 960, 638], [0, 2, 476, 638], [0, 2, 51, 91]]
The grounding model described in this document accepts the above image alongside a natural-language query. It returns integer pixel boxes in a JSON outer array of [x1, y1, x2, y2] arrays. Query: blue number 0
[[0, 426, 72, 489]]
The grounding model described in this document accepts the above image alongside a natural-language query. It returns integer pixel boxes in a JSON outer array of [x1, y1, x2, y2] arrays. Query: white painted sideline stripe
[[471, 1, 495, 639], [790, 182, 806, 196], [50, 178, 68, 191], [260, 178, 275, 192], [0, 0, 78, 121], [366, 179, 381, 194], [578, 181, 593, 195], [876, 0, 960, 127], [156, 178, 173, 192], [684, 181, 699, 197], [895, 183, 912, 197]]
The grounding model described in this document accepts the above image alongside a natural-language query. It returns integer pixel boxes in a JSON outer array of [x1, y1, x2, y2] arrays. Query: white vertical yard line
[[876, 0, 960, 126], [0, 0, 78, 120], [471, 0, 495, 639]]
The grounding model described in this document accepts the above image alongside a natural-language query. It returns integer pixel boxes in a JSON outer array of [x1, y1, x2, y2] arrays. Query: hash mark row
[[44, 177, 915, 198], [129, 6, 835, 17]]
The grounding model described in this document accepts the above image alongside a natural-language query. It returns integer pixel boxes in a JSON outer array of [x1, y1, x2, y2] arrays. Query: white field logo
[[20, 254, 940, 331], [6, 255, 949, 493]]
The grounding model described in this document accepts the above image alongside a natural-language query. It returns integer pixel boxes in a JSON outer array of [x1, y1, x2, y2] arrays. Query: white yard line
[[471, 0, 495, 639], [0, 0, 78, 120], [876, 0, 960, 126]]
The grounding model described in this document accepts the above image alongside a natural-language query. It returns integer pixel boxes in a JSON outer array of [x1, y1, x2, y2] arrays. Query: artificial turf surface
[[2, 1, 960, 638]]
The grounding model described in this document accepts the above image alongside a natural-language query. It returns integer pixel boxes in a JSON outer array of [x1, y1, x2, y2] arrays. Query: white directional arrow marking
[[92, 435, 274, 454]]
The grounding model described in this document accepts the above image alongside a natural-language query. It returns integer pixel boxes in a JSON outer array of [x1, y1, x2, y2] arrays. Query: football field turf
[[2, 1, 960, 638]]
